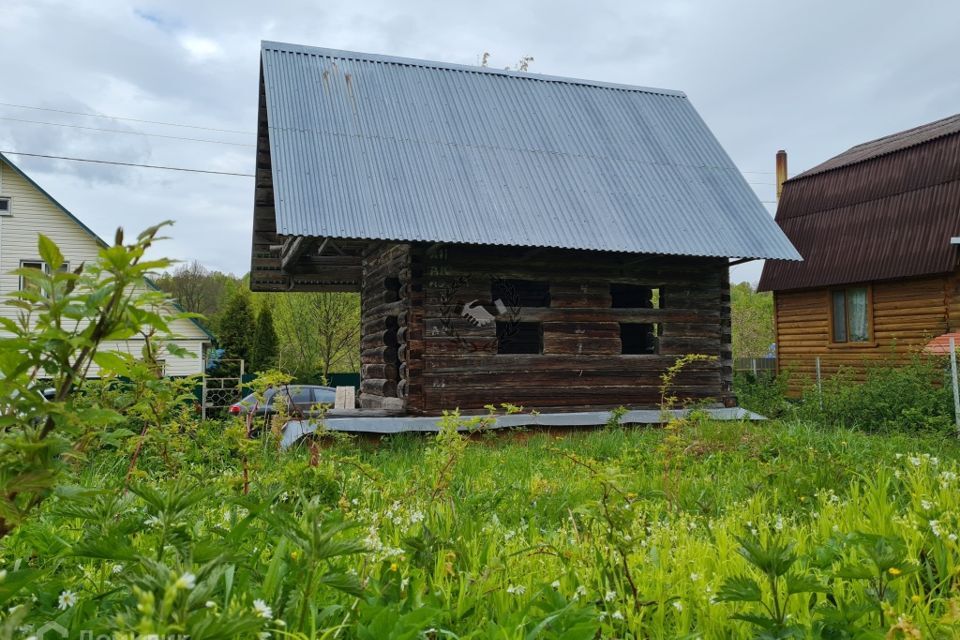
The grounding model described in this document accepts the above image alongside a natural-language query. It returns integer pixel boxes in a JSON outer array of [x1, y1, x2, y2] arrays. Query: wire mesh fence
[[734, 357, 777, 378]]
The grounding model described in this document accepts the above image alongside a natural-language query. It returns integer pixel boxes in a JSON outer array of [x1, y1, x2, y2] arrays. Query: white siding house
[[0, 153, 212, 376]]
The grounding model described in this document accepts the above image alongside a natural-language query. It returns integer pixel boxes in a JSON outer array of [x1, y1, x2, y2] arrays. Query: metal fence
[[734, 357, 777, 377]]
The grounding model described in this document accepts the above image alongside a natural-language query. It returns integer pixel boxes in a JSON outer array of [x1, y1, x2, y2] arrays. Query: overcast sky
[[3, 0, 959, 284]]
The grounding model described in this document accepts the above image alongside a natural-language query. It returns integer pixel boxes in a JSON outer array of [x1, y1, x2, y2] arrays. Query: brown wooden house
[[759, 114, 960, 394], [250, 42, 799, 415]]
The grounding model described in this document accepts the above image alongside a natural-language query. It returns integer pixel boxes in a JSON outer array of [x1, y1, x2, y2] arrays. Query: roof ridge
[[845, 112, 960, 152], [789, 112, 960, 182], [260, 40, 687, 98]]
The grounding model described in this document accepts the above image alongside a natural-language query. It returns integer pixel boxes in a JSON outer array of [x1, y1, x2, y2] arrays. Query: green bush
[[734, 372, 791, 418], [795, 355, 954, 433]]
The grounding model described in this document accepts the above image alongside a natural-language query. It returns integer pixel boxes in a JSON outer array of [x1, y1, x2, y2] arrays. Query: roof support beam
[[280, 236, 313, 272], [728, 257, 757, 267]]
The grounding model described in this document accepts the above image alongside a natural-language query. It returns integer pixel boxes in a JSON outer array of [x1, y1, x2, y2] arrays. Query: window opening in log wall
[[496, 321, 542, 354], [620, 323, 658, 354], [610, 284, 660, 308], [384, 276, 402, 395], [491, 279, 550, 307]]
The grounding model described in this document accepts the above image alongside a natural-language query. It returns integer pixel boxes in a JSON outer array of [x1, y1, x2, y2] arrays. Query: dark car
[[228, 385, 336, 417]]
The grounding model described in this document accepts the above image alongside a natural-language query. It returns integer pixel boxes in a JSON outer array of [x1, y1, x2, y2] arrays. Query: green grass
[[4, 417, 960, 638]]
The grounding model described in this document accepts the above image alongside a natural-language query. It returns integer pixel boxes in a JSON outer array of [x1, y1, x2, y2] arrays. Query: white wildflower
[[604, 590, 616, 602], [921, 500, 933, 511], [612, 611, 624, 620], [551, 580, 561, 589], [401, 577, 410, 589], [949, 533, 958, 542], [409, 510, 425, 524], [253, 598, 273, 619], [930, 520, 942, 538], [672, 601, 683, 612], [690, 572, 701, 581], [258, 633, 271, 640], [206, 600, 216, 608], [58, 589, 77, 610], [145, 515, 161, 528], [0, 569, 5, 581], [774, 516, 784, 531], [175, 572, 197, 590], [909, 456, 921, 467], [506, 584, 526, 596], [112, 563, 123, 574]]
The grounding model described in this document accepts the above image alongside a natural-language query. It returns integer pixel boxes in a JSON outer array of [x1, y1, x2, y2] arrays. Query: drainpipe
[[776, 149, 788, 200]]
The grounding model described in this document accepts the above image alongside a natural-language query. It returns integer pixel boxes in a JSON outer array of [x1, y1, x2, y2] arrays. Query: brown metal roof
[[759, 115, 960, 292], [795, 113, 960, 179]]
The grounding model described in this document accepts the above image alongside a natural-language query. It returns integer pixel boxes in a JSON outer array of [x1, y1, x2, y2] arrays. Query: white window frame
[[19, 260, 70, 290]]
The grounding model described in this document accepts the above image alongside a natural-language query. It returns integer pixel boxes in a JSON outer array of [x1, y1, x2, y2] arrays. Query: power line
[[0, 116, 255, 147], [0, 101, 254, 136], [0, 150, 254, 177]]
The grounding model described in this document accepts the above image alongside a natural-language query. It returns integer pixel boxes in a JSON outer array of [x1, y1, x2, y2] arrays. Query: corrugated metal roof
[[758, 121, 960, 292], [794, 113, 960, 180], [260, 41, 800, 260]]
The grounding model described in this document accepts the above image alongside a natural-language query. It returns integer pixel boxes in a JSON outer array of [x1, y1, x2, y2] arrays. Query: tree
[[730, 281, 775, 359], [154, 260, 236, 323], [272, 292, 360, 380], [250, 305, 279, 372], [216, 289, 255, 373]]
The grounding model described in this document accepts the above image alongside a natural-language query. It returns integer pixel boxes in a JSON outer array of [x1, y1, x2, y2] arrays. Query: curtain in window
[[847, 287, 869, 341], [832, 291, 847, 342]]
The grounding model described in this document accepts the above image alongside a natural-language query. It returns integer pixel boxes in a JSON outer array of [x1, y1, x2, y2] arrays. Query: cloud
[[0, 0, 957, 280], [179, 34, 224, 62]]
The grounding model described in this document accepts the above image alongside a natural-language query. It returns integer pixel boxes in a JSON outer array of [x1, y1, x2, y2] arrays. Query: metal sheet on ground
[[279, 407, 765, 448]]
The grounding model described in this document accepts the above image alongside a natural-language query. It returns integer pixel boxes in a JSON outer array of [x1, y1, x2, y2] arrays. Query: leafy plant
[[0, 223, 188, 539], [715, 531, 827, 637]]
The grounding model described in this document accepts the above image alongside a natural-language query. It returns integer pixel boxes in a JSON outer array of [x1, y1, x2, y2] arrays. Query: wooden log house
[[250, 42, 800, 415], [759, 114, 960, 395]]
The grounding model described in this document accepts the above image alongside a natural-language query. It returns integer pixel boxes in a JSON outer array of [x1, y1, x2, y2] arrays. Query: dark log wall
[[359, 245, 411, 411], [396, 245, 731, 414]]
